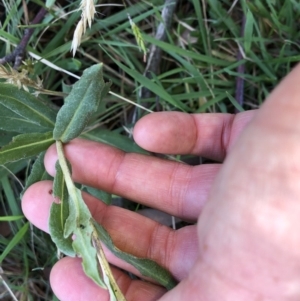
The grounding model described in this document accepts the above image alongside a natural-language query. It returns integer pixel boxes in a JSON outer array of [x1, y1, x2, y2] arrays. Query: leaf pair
[[49, 146, 126, 300]]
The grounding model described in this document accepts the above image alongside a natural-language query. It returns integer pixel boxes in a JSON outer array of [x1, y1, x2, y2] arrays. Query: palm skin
[[22, 64, 300, 301]]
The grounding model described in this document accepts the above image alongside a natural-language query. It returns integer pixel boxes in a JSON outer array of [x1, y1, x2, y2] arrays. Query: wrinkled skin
[[22, 64, 300, 301]]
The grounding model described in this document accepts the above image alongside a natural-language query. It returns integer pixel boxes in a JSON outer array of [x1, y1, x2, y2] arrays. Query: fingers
[[44, 139, 220, 219], [133, 110, 255, 161], [43, 110, 254, 219], [22, 181, 198, 280], [50, 257, 166, 301]]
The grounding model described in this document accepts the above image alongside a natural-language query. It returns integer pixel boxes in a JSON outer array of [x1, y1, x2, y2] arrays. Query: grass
[[1, 0, 300, 299]]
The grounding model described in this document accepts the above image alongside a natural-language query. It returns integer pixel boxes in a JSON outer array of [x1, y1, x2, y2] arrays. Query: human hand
[[22, 64, 300, 301]]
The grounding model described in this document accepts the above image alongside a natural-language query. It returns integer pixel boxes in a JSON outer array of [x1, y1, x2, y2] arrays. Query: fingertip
[[50, 257, 166, 301], [50, 257, 107, 301], [44, 143, 58, 176], [133, 113, 153, 149], [22, 181, 53, 232], [133, 112, 196, 154]]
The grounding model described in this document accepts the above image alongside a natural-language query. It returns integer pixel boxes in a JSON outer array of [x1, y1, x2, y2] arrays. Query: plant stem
[[56, 140, 77, 198], [56, 140, 83, 239], [56, 140, 126, 301], [91, 228, 127, 301]]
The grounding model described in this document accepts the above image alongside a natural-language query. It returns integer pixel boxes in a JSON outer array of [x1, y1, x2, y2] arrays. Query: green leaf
[[49, 202, 76, 257], [0, 130, 19, 147], [0, 83, 57, 129], [22, 152, 52, 195], [53, 64, 111, 143], [64, 187, 106, 288], [0, 116, 49, 133], [0, 105, 51, 133], [82, 185, 112, 205], [82, 128, 149, 155], [92, 220, 177, 290], [0, 132, 54, 165], [49, 161, 75, 257]]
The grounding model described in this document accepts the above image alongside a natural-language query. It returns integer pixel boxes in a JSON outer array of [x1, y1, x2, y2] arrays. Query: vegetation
[[1, 0, 300, 300]]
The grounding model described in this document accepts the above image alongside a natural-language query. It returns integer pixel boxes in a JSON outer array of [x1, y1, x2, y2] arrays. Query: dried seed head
[[71, 0, 96, 56], [0, 64, 43, 93], [71, 19, 84, 57], [80, 0, 96, 28]]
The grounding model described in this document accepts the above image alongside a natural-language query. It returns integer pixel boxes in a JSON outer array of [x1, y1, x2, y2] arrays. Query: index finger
[[45, 139, 220, 220]]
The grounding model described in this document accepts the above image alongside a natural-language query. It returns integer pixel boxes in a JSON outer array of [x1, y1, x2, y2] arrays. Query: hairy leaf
[[0, 132, 54, 165], [82, 128, 149, 155], [82, 185, 112, 205], [0, 83, 57, 129], [0, 130, 19, 147], [53, 64, 111, 143], [64, 187, 105, 288], [0, 116, 50, 133], [0, 105, 51, 133], [92, 220, 177, 290], [49, 161, 75, 257]]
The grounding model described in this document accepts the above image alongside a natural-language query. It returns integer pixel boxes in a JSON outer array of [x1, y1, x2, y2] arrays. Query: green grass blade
[[226, 91, 245, 112], [0, 222, 29, 264], [143, 34, 230, 66], [102, 51, 188, 111], [0, 215, 24, 221], [244, 8, 254, 54]]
